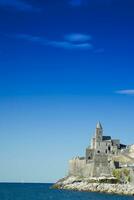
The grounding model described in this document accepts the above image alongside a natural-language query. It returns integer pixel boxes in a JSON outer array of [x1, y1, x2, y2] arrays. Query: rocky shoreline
[[53, 176, 134, 196]]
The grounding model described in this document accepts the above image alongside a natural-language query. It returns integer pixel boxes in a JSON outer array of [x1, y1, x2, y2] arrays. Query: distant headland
[[53, 122, 134, 196]]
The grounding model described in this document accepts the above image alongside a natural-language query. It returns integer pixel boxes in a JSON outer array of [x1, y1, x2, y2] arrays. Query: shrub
[[112, 168, 130, 183]]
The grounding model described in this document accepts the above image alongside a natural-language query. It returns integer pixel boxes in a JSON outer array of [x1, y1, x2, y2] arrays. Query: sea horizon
[[0, 0, 134, 199]]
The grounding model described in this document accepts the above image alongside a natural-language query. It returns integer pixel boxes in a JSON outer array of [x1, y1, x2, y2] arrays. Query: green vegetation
[[87, 178, 118, 184], [112, 168, 130, 183], [98, 178, 118, 184]]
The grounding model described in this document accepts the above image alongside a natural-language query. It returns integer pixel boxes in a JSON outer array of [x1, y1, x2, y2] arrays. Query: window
[[105, 149, 107, 154], [97, 150, 100, 154], [108, 146, 111, 152]]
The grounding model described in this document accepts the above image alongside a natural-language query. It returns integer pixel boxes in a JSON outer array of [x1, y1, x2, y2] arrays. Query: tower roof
[[96, 122, 102, 129]]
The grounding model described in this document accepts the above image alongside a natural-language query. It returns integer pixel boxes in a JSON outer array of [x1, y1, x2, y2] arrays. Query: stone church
[[69, 122, 127, 177]]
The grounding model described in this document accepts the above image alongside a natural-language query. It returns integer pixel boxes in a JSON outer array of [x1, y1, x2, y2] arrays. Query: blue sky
[[0, 0, 134, 183]]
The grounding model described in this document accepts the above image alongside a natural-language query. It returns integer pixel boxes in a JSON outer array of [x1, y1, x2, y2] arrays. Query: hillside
[[129, 144, 134, 158], [113, 144, 134, 165]]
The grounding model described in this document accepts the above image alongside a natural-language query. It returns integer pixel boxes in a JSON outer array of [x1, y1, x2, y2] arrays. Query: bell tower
[[95, 122, 103, 142]]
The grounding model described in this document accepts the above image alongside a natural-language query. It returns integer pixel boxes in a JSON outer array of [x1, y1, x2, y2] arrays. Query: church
[[69, 122, 127, 177]]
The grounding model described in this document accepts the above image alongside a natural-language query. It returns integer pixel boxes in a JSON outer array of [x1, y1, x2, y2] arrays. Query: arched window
[[108, 146, 111, 152]]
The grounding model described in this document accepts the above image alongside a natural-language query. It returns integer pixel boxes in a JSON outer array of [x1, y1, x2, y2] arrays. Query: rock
[[53, 176, 134, 196]]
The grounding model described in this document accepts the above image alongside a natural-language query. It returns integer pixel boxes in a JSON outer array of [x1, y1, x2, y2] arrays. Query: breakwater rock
[[53, 176, 134, 196]]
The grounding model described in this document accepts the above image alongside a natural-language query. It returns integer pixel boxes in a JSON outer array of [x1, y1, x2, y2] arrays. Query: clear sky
[[0, 0, 134, 183]]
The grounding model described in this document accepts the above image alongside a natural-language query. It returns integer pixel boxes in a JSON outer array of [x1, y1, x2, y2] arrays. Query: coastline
[[53, 176, 134, 196]]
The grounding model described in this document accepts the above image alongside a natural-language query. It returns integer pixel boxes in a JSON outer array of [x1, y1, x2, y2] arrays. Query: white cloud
[[64, 33, 91, 42], [116, 90, 134, 95], [50, 41, 92, 49], [15, 33, 93, 50]]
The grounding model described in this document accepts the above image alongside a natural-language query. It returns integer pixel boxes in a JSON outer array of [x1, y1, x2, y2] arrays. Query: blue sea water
[[0, 183, 134, 200]]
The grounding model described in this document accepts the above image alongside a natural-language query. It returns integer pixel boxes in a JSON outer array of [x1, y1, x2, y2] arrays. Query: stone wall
[[69, 158, 86, 177], [69, 157, 94, 177], [92, 154, 112, 177], [68, 154, 113, 178], [130, 168, 134, 184], [86, 148, 94, 162]]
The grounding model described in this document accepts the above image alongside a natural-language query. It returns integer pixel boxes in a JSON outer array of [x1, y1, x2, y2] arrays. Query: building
[[69, 122, 127, 177]]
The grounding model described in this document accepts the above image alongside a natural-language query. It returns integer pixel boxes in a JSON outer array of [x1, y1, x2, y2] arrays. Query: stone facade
[[69, 122, 127, 177]]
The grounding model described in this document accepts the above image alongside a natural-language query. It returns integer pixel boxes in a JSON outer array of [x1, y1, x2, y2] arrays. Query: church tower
[[95, 122, 103, 150], [95, 122, 103, 142]]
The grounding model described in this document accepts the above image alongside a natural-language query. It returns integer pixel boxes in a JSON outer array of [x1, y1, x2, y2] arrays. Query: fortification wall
[[69, 158, 94, 177], [92, 154, 112, 177]]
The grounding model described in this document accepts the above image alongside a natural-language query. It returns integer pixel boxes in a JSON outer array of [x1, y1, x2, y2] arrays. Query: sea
[[0, 183, 134, 200]]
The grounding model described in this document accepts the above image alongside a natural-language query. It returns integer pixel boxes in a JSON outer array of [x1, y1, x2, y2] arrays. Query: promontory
[[53, 122, 134, 196]]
